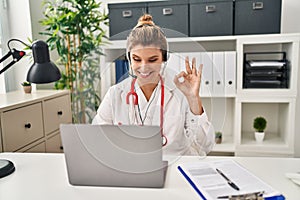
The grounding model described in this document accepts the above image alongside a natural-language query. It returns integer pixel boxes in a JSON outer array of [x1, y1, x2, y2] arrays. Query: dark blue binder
[[115, 59, 129, 83]]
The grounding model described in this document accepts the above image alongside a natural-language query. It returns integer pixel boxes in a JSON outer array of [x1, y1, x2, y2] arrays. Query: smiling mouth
[[138, 71, 152, 78]]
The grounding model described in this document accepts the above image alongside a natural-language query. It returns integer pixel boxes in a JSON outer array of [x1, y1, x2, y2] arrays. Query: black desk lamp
[[0, 39, 61, 178], [0, 39, 61, 82]]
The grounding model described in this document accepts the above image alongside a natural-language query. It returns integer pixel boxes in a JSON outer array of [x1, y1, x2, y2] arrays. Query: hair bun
[[135, 14, 155, 27]]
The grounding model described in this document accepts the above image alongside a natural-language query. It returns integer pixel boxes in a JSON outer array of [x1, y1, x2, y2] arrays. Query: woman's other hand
[[174, 56, 204, 115], [174, 56, 203, 98]]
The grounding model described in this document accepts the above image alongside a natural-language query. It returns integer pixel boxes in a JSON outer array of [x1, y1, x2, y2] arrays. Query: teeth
[[140, 72, 150, 76]]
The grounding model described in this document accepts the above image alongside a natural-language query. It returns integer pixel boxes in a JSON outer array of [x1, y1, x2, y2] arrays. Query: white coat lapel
[[151, 73, 176, 125]]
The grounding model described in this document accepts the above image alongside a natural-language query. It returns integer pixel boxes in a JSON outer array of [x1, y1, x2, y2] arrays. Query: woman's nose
[[141, 60, 148, 66], [139, 61, 148, 69]]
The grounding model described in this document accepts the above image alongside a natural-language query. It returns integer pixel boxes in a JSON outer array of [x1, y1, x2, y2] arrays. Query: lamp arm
[[0, 60, 17, 75], [0, 48, 26, 75], [0, 50, 12, 63]]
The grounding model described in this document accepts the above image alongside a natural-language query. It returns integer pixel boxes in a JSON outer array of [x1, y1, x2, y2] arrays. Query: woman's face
[[130, 45, 163, 84]]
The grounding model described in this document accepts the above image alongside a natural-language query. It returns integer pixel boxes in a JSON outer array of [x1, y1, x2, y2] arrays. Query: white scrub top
[[92, 71, 215, 156]]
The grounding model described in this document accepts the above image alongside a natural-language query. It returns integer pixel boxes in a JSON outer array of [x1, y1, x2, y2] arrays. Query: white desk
[[0, 153, 299, 200]]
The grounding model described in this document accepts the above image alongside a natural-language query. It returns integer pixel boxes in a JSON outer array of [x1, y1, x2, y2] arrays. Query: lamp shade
[[26, 40, 61, 83]]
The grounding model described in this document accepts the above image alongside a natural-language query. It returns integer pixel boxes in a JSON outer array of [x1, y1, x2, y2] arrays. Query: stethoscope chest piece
[[162, 135, 167, 146]]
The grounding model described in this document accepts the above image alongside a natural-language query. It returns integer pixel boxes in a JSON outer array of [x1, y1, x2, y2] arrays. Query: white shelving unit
[[100, 33, 300, 156]]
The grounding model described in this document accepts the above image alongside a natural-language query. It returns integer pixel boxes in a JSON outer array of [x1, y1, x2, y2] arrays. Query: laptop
[[60, 124, 168, 188]]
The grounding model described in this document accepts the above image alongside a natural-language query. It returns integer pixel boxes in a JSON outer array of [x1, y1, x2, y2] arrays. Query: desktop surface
[[0, 153, 299, 200]]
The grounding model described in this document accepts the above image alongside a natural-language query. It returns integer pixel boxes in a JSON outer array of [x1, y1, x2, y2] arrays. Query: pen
[[216, 168, 240, 191], [217, 191, 264, 199]]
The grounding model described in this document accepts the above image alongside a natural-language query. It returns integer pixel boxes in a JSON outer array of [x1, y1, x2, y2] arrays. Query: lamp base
[[0, 159, 15, 178]]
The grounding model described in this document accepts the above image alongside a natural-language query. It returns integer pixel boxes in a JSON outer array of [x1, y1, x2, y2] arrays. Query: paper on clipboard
[[178, 160, 282, 200]]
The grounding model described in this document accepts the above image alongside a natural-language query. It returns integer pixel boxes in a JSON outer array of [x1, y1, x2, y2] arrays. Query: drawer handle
[[122, 10, 132, 18], [163, 8, 173, 15], [60, 146, 64, 150], [206, 5, 216, 13], [253, 2, 263, 10], [57, 111, 63, 115], [25, 123, 31, 129]]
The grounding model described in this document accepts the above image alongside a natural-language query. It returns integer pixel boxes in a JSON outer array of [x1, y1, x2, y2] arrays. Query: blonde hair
[[126, 14, 168, 58]]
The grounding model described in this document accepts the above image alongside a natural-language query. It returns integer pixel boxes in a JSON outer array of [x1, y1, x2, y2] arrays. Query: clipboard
[[177, 160, 285, 200]]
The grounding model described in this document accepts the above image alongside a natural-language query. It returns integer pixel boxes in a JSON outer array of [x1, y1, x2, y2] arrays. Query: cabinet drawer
[[108, 2, 147, 40], [234, 0, 282, 35], [148, 0, 189, 37], [43, 95, 72, 135], [189, 0, 233, 37], [24, 142, 46, 153], [46, 133, 63, 153], [1, 103, 44, 152]]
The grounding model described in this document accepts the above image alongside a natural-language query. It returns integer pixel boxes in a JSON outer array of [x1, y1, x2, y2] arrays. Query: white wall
[[280, 0, 300, 157], [1, 0, 33, 92], [281, 0, 300, 33], [0, 0, 9, 94]]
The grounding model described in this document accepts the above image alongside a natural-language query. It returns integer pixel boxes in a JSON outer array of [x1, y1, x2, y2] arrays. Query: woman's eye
[[133, 58, 141, 62], [149, 59, 158, 63]]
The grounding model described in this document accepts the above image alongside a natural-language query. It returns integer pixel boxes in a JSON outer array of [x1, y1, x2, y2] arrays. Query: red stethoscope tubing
[[126, 76, 167, 146]]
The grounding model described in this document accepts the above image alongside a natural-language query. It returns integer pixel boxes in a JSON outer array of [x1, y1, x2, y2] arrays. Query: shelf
[[104, 33, 300, 49], [241, 131, 287, 146], [212, 135, 235, 153], [237, 132, 293, 156]]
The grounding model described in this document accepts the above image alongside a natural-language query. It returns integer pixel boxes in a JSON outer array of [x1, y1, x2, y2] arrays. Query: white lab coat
[[92, 70, 215, 156]]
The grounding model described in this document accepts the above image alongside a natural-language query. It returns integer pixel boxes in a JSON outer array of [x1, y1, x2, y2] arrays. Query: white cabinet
[[0, 90, 72, 153], [100, 33, 300, 156], [43, 95, 72, 135], [45, 132, 64, 153], [1, 102, 44, 152]]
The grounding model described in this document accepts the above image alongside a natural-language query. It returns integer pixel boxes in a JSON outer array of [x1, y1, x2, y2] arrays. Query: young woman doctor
[[92, 14, 215, 155]]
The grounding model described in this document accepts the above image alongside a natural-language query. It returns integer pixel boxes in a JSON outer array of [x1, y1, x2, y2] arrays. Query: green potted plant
[[21, 81, 32, 93], [40, 0, 108, 123], [253, 116, 267, 143], [215, 131, 222, 144]]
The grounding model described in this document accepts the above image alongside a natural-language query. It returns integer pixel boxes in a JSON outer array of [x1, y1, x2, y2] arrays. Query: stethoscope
[[126, 75, 168, 146]]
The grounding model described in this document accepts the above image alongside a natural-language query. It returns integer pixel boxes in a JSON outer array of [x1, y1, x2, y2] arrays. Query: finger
[[177, 71, 186, 78], [174, 72, 186, 85], [192, 57, 196, 74], [197, 64, 203, 78], [185, 56, 192, 74], [173, 74, 181, 86]]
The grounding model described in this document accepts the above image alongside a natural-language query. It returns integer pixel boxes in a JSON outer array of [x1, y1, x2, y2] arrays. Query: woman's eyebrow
[[148, 55, 159, 59], [132, 54, 141, 58], [132, 54, 159, 59]]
